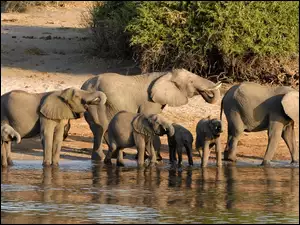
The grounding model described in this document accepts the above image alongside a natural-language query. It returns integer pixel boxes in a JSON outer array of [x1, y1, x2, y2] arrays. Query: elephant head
[[207, 118, 223, 138], [281, 91, 299, 125], [150, 68, 222, 107], [40, 88, 107, 120], [1, 124, 21, 144], [132, 114, 175, 137]]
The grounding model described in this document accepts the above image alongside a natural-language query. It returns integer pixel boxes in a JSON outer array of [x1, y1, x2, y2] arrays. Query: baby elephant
[[196, 116, 223, 167], [104, 111, 175, 167], [1, 124, 21, 167], [168, 123, 194, 166]]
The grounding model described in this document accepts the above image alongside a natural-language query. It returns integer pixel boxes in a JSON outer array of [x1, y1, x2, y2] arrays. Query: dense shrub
[[90, 1, 299, 85], [88, 1, 140, 59]]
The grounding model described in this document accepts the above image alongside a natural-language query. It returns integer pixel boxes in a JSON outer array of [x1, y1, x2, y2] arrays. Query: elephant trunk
[[162, 121, 175, 137], [193, 76, 222, 104], [84, 91, 107, 105], [199, 87, 221, 104]]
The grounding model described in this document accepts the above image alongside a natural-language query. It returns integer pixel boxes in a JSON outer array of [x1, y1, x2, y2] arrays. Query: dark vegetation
[[88, 1, 299, 86]]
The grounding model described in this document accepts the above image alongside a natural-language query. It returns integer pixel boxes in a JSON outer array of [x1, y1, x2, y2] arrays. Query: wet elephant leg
[[168, 136, 177, 164], [116, 149, 125, 167], [201, 141, 210, 168], [84, 105, 109, 161], [224, 111, 244, 161], [176, 144, 183, 167], [215, 138, 222, 167], [262, 118, 284, 165], [153, 136, 162, 161], [1, 142, 8, 167], [184, 142, 193, 166], [52, 121, 66, 166], [104, 141, 117, 165], [281, 122, 299, 164], [6, 141, 13, 166], [40, 117, 56, 167]]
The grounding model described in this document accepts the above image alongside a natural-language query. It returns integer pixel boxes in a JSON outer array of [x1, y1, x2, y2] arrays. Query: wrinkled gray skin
[[1, 88, 107, 167], [220, 82, 299, 165], [104, 111, 175, 167], [81, 68, 222, 161], [195, 117, 223, 167], [168, 123, 194, 166], [1, 124, 21, 167]]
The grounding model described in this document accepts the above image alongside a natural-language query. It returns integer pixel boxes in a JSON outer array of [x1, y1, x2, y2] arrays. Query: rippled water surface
[[1, 160, 299, 224]]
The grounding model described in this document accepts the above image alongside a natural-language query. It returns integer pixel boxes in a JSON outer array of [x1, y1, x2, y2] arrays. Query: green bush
[[88, 1, 140, 59], [90, 1, 299, 85]]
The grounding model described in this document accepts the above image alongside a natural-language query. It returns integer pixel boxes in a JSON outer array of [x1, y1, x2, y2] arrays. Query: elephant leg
[[201, 142, 210, 168], [104, 141, 117, 165], [84, 106, 108, 161], [281, 123, 299, 164], [224, 111, 244, 161], [215, 138, 222, 167], [134, 135, 146, 168], [153, 136, 162, 161], [262, 120, 284, 165], [116, 149, 125, 167], [148, 140, 157, 166], [52, 122, 66, 166], [5, 141, 13, 166], [176, 145, 183, 166], [184, 142, 193, 166], [1, 142, 8, 167], [168, 137, 177, 164], [40, 117, 56, 166]]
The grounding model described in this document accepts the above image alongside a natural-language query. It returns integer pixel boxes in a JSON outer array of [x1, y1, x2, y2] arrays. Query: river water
[[1, 160, 299, 224]]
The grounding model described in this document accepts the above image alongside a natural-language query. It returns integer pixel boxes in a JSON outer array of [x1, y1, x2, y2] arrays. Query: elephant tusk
[[207, 81, 222, 91]]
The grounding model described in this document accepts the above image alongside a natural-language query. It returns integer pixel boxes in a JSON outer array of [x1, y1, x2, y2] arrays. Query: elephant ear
[[281, 91, 299, 124], [132, 114, 155, 136], [40, 90, 76, 120], [150, 72, 188, 107]]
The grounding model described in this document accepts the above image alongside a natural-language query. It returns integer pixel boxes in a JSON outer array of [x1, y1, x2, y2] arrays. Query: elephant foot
[[291, 160, 299, 165], [52, 162, 59, 167], [261, 160, 272, 166], [91, 151, 105, 162], [43, 161, 52, 167], [116, 160, 125, 167], [7, 158, 13, 166], [156, 153, 163, 161], [104, 157, 112, 165], [223, 151, 237, 162]]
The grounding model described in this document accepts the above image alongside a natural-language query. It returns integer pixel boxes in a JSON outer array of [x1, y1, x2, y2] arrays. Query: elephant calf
[[168, 123, 194, 166], [104, 111, 175, 167], [195, 116, 223, 167], [1, 88, 107, 167], [1, 124, 21, 167]]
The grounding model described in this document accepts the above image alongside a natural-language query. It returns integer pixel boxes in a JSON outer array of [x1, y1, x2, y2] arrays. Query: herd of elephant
[[1, 69, 299, 168]]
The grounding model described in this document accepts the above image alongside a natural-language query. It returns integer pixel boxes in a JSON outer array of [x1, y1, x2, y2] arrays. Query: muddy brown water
[[1, 160, 299, 224]]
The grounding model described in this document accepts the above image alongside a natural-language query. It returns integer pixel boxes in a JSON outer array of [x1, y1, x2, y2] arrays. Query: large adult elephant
[[220, 82, 299, 165], [81, 68, 222, 161], [1, 88, 107, 166]]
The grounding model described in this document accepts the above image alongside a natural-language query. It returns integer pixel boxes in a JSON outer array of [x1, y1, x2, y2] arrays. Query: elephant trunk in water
[[193, 76, 222, 104]]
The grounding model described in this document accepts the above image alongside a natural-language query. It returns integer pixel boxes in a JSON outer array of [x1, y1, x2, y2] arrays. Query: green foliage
[[88, 1, 140, 59], [90, 1, 299, 85]]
